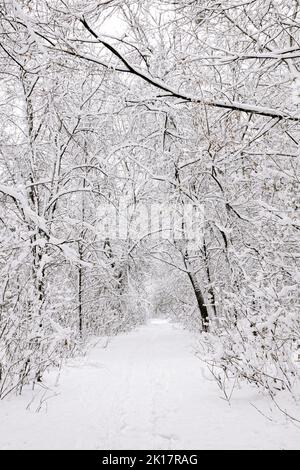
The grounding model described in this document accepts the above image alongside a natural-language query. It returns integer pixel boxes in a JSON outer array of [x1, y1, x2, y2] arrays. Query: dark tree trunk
[[183, 256, 209, 332], [187, 272, 209, 332], [203, 238, 217, 318], [78, 242, 83, 336]]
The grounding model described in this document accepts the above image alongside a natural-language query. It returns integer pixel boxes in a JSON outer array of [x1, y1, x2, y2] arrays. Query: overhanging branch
[[80, 17, 300, 123]]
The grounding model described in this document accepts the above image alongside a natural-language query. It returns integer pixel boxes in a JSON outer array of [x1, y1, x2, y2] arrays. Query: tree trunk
[[203, 237, 217, 318], [183, 255, 209, 332], [78, 242, 83, 336]]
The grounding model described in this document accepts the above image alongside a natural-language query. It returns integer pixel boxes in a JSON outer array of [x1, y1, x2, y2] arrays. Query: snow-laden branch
[[80, 17, 300, 123], [187, 47, 300, 62], [45, 188, 110, 212], [0, 184, 48, 234], [0, 184, 90, 266]]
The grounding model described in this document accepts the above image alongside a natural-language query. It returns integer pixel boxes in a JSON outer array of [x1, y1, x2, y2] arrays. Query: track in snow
[[0, 319, 299, 450]]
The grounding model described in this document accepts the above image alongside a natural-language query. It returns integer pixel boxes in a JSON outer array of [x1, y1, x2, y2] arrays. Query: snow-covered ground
[[0, 319, 299, 450]]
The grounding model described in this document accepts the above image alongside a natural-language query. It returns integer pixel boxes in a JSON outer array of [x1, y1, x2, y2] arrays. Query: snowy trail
[[0, 319, 299, 450]]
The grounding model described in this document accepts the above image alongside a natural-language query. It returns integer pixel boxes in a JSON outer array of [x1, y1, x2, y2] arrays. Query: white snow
[[0, 320, 299, 450]]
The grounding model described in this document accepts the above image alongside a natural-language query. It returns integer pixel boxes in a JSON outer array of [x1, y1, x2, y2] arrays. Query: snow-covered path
[[0, 319, 299, 450]]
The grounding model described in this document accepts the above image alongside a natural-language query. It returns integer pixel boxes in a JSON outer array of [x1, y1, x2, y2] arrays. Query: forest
[[0, 0, 299, 450]]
